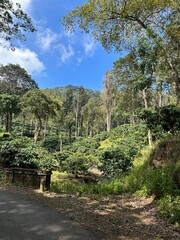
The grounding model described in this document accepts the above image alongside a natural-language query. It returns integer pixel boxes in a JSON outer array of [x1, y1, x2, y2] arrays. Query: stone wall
[[4, 168, 52, 191]]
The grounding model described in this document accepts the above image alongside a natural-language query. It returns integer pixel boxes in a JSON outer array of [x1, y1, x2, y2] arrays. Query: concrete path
[[0, 190, 97, 240]]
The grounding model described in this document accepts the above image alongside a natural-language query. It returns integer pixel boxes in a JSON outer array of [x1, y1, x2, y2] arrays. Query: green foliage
[[20, 89, 55, 120], [50, 172, 122, 197], [108, 124, 148, 151], [42, 136, 60, 151], [0, 137, 57, 170], [51, 136, 180, 224], [0, 137, 37, 168], [141, 164, 178, 197], [98, 124, 148, 177], [0, 0, 35, 48], [99, 148, 132, 177], [138, 105, 180, 134], [0, 64, 38, 95], [123, 146, 179, 197], [0, 132, 11, 138], [63, 0, 180, 102], [157, 196, 180, 224], [36, 149, 57, 170], [61, 152, 99, 175], [13, 148, 37, 169]]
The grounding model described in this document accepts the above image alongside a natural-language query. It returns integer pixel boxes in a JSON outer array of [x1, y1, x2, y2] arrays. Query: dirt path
[[1, 186, 179, 240]]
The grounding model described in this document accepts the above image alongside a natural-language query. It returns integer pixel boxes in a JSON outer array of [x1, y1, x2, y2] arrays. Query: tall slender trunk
[[130, 111, 136, 125], [142, 88, 148, 109], [142, 87, 153, 147], [158, 83, 163, 107], [34, 119, 41, 143], [5, 113, 9, 132], [5, 112, 12, 133], [59, 127, 63, 152], [68, 125, 72, 143], [21, 116, 26, 136], [148, 129, 153, 148], [75, 97, 79, 137], [166, 57, 180, 104], [106, 109, 111, 132], [43, 115, 48, 142]]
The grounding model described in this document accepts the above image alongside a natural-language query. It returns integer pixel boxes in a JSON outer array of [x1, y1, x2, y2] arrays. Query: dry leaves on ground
[[1, 186, 179, 240]]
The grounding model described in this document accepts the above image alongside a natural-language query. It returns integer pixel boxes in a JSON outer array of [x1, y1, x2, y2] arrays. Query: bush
[[158, 196, 180, 224], [99, 148, 133, 177], [0, 132, 11, 138], [0, 137, 56, 170], [138, 105, 180, 134], [0, 138, 38, 168], [61, 152, 99, 175]]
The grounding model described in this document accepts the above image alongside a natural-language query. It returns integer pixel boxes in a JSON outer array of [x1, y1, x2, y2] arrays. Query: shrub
[[99, 148, 133, 177], [0, 132, 11, 138], [158, 196, 180, 224], [61, 152, 99, 175]]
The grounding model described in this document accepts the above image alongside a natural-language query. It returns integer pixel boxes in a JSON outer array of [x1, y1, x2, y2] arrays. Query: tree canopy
[[63, 0, 180, 102], [0, 0, 36, 48], [0, 64, 38, 95]]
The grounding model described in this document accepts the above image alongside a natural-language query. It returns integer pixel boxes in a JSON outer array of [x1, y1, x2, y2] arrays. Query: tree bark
[[34, 119, 41, 143], [106, 110, 111, 132]]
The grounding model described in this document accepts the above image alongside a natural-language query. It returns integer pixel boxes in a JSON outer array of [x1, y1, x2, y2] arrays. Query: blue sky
[[0, 0, 122, 90]]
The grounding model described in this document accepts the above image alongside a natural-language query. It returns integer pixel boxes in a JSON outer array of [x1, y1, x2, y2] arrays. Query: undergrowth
[[50, 138, 180, 224]]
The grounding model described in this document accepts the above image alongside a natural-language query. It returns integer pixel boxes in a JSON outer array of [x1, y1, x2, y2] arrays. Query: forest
[[0, 0, 180, 229]]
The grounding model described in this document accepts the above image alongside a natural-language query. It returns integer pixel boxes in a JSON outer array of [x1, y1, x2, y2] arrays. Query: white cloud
[[64, 30, 74, 39], [77, 56, 83, 64], [0, 46, 45, 75], [83, 36, 97, 57], [57, 44, 74, 64], [12, 0, 32, 12], [37, 28, 58, 51]]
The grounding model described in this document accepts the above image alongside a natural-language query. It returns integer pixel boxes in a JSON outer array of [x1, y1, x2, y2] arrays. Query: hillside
[[42, 85, 100, 99]]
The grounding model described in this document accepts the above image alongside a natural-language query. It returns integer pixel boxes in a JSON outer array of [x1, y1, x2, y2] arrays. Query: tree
[[19, 89, 55, 143], [82, 96, 104, 137], [0, 94, 20, 132], [0, 64, 38, 132], [63, 0, 180, 102], [102, 71, 114, 132], [62, 87, 75, 142], [51, 98, 64, 151], [113, 36, 160, 146], [0, 0, 36, 48], [74, 86, 89, 136], [0, 64, 38, 95]]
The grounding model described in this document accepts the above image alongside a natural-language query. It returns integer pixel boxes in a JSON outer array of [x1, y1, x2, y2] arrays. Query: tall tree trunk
[[130, 111, 136, 125], [103, 71, 113, 132], [34, 119, 41, 143], [43, 115, 48, 142], [5, 113, 9, 132], [75, 97, 79, 137], [165, 58, 180, 104], [106, 110, 111, 132], [142, 88, 148, 109], [158, 83, 163, 107], [148, 129, 153, 148], [59, 127, 63, 152], [5, 112, 12, 133], [68, 125, 72, 143], [142, 87, 153, 147], [21, 116, 26, 136]]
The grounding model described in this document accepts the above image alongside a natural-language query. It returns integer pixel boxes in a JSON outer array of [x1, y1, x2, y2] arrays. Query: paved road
[[0, 190, 97, 240]]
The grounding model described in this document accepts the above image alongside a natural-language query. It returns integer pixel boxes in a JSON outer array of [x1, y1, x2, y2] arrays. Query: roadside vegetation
[[0, 0, 180, 230]]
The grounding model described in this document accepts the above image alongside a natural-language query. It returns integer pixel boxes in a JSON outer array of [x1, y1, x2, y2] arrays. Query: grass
[[50, 139, 180, 224]]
